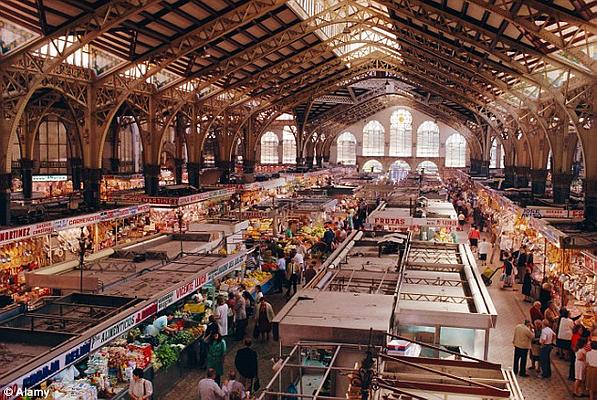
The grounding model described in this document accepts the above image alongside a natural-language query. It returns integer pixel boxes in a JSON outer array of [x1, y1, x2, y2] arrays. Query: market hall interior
[[0, 0, 596, 399]]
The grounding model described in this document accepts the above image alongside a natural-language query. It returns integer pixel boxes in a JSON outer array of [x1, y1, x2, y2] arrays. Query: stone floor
[[164, 231, 577, 399]]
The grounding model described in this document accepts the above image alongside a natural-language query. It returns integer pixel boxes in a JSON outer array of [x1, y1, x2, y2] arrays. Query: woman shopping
[[255, 297, 275, 341]]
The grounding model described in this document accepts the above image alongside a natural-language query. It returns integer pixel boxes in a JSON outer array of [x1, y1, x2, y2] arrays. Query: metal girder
[[520, 0, 597, 34], [0, 0, 161, 67], [398, 0, 594, 79], [464, 0, 597, 57], [95, 0, 289, 88], [158, 0, 357, 94]]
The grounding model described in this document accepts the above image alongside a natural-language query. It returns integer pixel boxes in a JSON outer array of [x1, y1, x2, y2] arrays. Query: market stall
[[0, 205, 153, 305]]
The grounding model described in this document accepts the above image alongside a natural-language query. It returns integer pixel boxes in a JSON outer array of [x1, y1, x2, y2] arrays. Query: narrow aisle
[[457, 228, 575, 399]]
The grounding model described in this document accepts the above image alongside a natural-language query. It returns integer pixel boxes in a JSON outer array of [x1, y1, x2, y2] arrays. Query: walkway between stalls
[[455, 227, 575, 399]]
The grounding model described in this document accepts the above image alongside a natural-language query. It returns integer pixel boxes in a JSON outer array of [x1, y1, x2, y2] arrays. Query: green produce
[[155, 344, 179, 369], [174, 331, 195, 346]]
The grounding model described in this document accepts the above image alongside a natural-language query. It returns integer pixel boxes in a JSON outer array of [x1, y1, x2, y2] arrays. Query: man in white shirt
[[292, 250, 304, 284], [275, 255, 286, 294], [539, 319, 556, 378], [199, 368, 226, 400], [477, 239, 492, 266], [214, 296, 229, 337]]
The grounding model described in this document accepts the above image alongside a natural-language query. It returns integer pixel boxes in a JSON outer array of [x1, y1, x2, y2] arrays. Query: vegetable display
[[155, 344, 180, 369]]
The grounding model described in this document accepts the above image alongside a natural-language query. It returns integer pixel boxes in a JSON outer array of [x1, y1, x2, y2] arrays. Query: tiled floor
[[164, 232, 576, 399]]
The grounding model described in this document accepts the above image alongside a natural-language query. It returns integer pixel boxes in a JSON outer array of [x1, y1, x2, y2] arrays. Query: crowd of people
[[447, 177, 597, 398]]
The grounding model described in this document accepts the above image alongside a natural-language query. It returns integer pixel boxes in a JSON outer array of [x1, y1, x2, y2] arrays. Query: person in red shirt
[[468, 226, 481, 251], [530, 301, 544, 323]]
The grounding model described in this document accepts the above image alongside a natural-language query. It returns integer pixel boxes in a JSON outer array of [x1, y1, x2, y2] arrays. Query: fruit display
[[222, 270, 272, 291]]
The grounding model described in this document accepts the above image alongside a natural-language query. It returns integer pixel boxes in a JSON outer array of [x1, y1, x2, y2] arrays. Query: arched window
[[547, 149, 552, 171], [260, 131, 279, 164], [203, 132, 217, 166], [362, 120, 384, 156], [389, 160, 411, 182], [37, 117, 69, 174], [337, 132, 357, 165], [282, 126, 297, 164], [362, 159, 383, 173], [389, 110, 412, 156], [416, 121, 440, 157], [115, 116, 141, 173], [489, 138, 505, 168], [416, 161, 439, 174], [445, 133, 467, 167]]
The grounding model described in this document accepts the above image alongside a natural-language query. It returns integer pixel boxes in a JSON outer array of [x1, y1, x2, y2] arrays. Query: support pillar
[[306, 156, 314, 169], [69, 158, 83, 191], [296, 156, 305, 166], [470, 159, 480, 175], [143, 164, 160, 196], [0, 173, 11, 225], [323, 154, 330, 165], [109, 158, 120, 173], [479, 160, 490, 177], [504, 166, 515, 188], [585, 178, 597, 225], [530, 169, 548, 197], [316, 155, 323, 168], [218, 160, 234, 184], [20, 158, 34, 200], [243, 159, 256, 183], [514, 167, 530, 188], [174, 158, 184, 185], [552, 172, 573, 204], [83, 168, 102, 210], [187, 162, 201, 188]]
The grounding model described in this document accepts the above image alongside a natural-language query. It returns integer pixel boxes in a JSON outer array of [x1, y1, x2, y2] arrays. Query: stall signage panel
[[1, 339, 93, 400], [522, 207, 584, 219], [583, 252, 597, 273], [226, 210, 270, 219], [32, 175, 68, 182], [368, 216, 457, 228]]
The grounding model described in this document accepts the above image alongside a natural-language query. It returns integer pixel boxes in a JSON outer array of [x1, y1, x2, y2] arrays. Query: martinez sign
[[0, 205, 150, 247]]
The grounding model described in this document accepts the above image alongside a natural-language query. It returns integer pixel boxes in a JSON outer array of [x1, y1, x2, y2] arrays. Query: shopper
[[254, 285, 264, 304], [468, 225, 480, 250], [323, 227, 335, 251], [530, 319, 543, 375], [214, 296, 229, 337], [227, 292, 236, 334], [199, 315, 220, 368], [304, 263, 317, 285], [241, 286, 255, 318], [275, 253, 286, 293], [586, 341, 597, 400], [234, 292, 248, 341], [286, 251, 300, 298], [222, 370, 246, 400], [545, 301, 559, 331], [207, 332, 227, 384], [521, 266, 533, 302], [575, 337, 589, 397], [255, 297, 275, 341], [557, 308, 574, 359], [539, 282, 553, 313], [499, 232, 513, 261], [457, 212, 465, 231], [235, 339, 259, 393], [129, 368, 153, 400], [515, 246, 528, 283], [477, 238, 491, 266], [501, 256, 514, 289], [199, 368, 226, 400], [512, 320, 534, 377], [540, 319, 557, 378], [292, 248, 305, 279]]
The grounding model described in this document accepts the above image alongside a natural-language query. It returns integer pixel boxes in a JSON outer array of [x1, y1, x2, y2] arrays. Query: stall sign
[[90, 301, 158, 351], [226, 210, 270, 219], [583, 252, 597, 273], [0, 339, 93, 400], [522, 207, 584, 220], [32, 175, 68, 182], [158, 253, 245, 311]]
